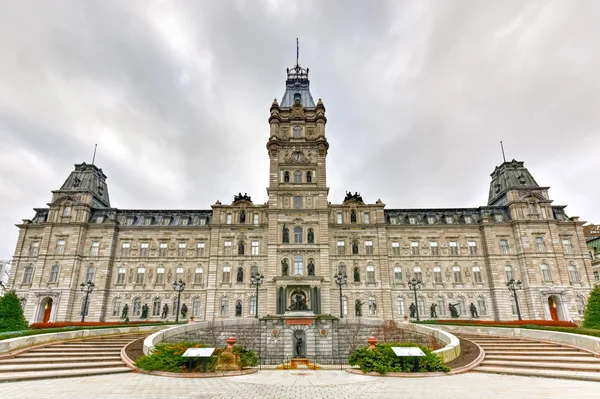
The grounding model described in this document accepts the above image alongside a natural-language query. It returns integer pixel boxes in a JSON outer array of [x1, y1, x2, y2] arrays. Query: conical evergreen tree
[[583, 285, 600, 330], [0, 291, 29, 332]]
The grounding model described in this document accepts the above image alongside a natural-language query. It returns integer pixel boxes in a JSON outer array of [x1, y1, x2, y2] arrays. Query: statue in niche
[[448, 303, 460, 318], [470, 303, 479, 318], [294, 330, 304, 358], [353, 268, 360, 282], [307, 260, 315, 276], [282, 224, 289, 243], [355, 299, 364, 316], [284, 171, 290, 183], [409, 303, 416, 318], [161, 304, 169, 319], [121, 304, 129, 320], [236, 301, 242, 317], [307, 229, 314, 243], [350, 211, 357, 223], [237, 268, 244, 283], [281, 259, 289, 276], [240, 210, 246, 223], [430, 303, 437, 318], [288, 291, 309, 311], [238, 241, 244, 255], [352, 241, 359, 255]]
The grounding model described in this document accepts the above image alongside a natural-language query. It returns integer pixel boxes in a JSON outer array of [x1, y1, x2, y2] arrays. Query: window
[[337, 212, 343, 224], [29, 241, 40, 256], [22, 266, 33, 284], [236, 267, 244, 283], [136, 267, 145, 284], [430, 241, 439, 255], [449, 241, 458, 255], [434, 266, 442, 283], [294, 170, 302, 184], [220, 297, 229, 316], [294, 227, 303, 243], [453, 266, 462, 283], [576, 297, 586, 315], [536, 237, 546, 252], [224, 241, 232, 255], [133, 298, 141, 316], [397, 297, 405, 316], [293, 125, 302, 137], [437, 297, 446, 316], [418, 297, 426, 316], [306, 171, 312, 183], [477, 297, 487, 316], [413, 266, 422, 281], [368, 297, 377, 315], [251, 241, 259, 255], [152, 298, 161, 316], [197, 242, 205, 256], [294, 196, 302, 208], [337, 241, 345, 256], [251, 265, 258, 277], [464, 216, 472, 224], [126, 217, 134, 226], [562, 238, 573, 254], [494, 214, 503, 222], [394, 266, 402, 282], [56, 239, 65, 255], [365, 241, 373, 255], [117, 267, 126, 284], [90, 241, 100, 256], [541, 264, 552, 281], [178, 243, 186, 257], [293, 255, 303, 275], [505, 265, 514, 282], [193, 298, 202, 316], [457, 298, 466, 315], [468, 241, 477, 256], [249, 296, 257, 316], [143, 217, 152, 226], [121, 242, 131, 257], [342, 296, 348, 316], [367, 265, 375, 283], [159, 243, 168, 257], [411, 241, 419, 256], [594, 270, 599, 281], [156, 267, 164, 284], [391, 241, 400, 255], [222, 266, 231, 283], [364, 212, 370, 224], [112, 298, 121, 316], [176, 267, 184, 281], [427, 216, 436, 224], [500, 240, 510, 254], [86, 265, 95, 283], [568, 265, 580, 283], [390, 217, 398, 224], [194, 267, 203, 285], [408, 216, 416, 225], [49, 264, 60, 283], [253, 214, 259, 225], [226, 214, 232, 224], [63, 206, 71, 217], [473, 266, 482, 283]]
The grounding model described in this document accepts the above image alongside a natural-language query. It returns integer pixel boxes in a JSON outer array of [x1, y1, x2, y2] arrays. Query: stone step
[[0, 366, 132, 382], [480, 360, 600, 372], [28, 347, 123, 353], [0, 361, 125, 373], [476, 342, 563, 347], [46, 344, 125, 350], [0, 356, 122, 364], [473, 366, 600, 382], [468, 339, 539, 344], [18, 351, 119, 357], [477, 346, 573, 351], [484, 350, 592, 357], [485, 355, 600, 363]]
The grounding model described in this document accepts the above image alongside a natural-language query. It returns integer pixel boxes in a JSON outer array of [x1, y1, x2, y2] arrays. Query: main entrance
[[38, 297, 53, 323], [547, 295, 566, 321]]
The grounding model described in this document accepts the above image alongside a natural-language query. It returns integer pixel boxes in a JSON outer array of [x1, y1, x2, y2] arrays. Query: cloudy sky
[[0, 0, 599, 259]]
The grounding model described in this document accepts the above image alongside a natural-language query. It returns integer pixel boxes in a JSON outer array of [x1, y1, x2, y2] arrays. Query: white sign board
[[182, 348, 215, 357], [392, 347, 426, 357]]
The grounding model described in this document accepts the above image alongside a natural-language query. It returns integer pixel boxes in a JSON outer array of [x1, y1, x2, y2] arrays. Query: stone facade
[[7, 61, 595, 325]]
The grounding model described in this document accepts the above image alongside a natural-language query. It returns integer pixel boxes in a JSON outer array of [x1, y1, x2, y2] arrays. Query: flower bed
[[30, 321, 165, 329], [428, 319, 578, 328]]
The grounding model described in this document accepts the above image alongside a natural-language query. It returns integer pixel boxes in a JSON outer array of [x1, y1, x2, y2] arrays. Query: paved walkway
[[1, 370, 598, 398]]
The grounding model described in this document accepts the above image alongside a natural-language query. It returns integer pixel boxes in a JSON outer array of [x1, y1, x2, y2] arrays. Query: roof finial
[[500, 141, 506, 163], [92, 143, 98, 165], [296, 38, 299, 67]]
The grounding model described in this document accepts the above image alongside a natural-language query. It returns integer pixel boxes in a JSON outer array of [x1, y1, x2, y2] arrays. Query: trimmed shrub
[[583, 286, 600, 330], [232, 345, 258, 368], [0, 291, 28, 332], [349, 342, 450, 374]]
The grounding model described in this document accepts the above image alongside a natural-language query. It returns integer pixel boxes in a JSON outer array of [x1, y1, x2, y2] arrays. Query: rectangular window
[[365, 241, 373, 255], [253, 214, 259, 225], [594, 271, 599, 281], [390, 217, 398, 224], [56, 239, 65, 255], [408, 216, 416, 225], [159, 243, 168, 257], [434, 267, 442, 283], [294, 228, 303, 243], [294, 196, 302, 209], [29, 241, 40, 256], [464, 216, 472, 224], [536, 237, 546, 252], [473, 267, 482, 283], [117, 268, 126, 284], [368, 298, 377, 315], [562, 238, 573, 254], [156, 268, 164, 284], [337, 241, 345, 256], [293, 255, 303, 275], [136, 268, 145, 284], [197, 242, 205, 257], [121, 242, 131, 257], [224, 241, 232, 255], [226, 214, 232, 224], [449, 241, 458, 255], [252, 241, 259, 255], [342, 297, 348, 316], [500, 239, 510, 255], [364, 212, 370, 224], [468, 241, 477, 256], [194, 268, 203, 285], [336, 212, 343, 224], [63, 206, 71, 217], [410, 241, 419, 256], [178, 243, 186, 257], [430, 241, 439, 256], [90, 241, 100, 257], [391, 241, 400, 256], [139, 242, 148, 257]]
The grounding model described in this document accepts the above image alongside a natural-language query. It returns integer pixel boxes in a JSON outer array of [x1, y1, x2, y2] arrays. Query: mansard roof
[[488, 159, 542, 206], [57, 163, 110, 207], [281, 63, 315, 108]]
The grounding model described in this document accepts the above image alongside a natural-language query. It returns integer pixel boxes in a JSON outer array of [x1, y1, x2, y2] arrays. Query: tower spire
[[500, 141, 506, 163], [296, 38, 299, 67]]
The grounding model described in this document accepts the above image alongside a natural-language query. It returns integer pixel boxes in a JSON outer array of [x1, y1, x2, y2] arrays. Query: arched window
[[133, 298, 142, 316], [453, 266, 462, 283], [433, 266, 442, 283], [307, 228, 314, 244], [249, 296, 257, 315], [294, 170, 302, 184], [23, 266, 33, 284], [397, 297, 405, 316], [353, 267, 361, 282], [49, 264, 60, 283], [284, 171, 290, 183], [306, 171, 312, 183], [152, 298, 161, 316], [220, 297, 229, 316], [504, 265, 513, 281], [222, 265, 231, 283], [394, 266, 402, 282], [413, 266, 422, 281], [472, 266, 482, 283], [576, 296, 586, 315], [194, 267, 203, 284], [477, 296, 487, 316], [294, 227, 303, 243], [112, 298, 121, 316], [541, 264, 552, 281], [193, 298, 202, 316], [437, 297, 446, 316], [250, 264, 258, 277], [418, 296, 426, 316], [568, 264, 580, 283], [368, 297, 377, 315], [80, 298, 89, 317], [136, 266, 145, 284], [338, 264, 347, 275], [86, 265, 95, 283], [457, 297, 466, 315], [352, 241, 359, 255], [176, 267, 184, 282], [236, 267, 244, 283], [367, 265, 375, 283]]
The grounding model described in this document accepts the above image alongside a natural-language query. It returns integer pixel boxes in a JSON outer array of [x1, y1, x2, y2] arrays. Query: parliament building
[[8, 61, 595, 325]]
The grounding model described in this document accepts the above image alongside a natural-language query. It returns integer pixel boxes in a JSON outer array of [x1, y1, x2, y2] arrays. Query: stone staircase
[[0, 333, 148, 382], [460, 334, 600, 382]]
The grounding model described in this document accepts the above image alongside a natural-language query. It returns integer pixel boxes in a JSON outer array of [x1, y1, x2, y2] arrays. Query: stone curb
[[447, 339, 485, 375]]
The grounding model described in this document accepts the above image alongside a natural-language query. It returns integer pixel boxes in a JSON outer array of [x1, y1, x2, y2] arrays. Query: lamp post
[[507, 278, 523, 321], [172, 279, 186, 322], [250, 272, 265, 318], [80, 281, 95, 322], [333, 271, 347, 318], [408, 278, 422, 321]]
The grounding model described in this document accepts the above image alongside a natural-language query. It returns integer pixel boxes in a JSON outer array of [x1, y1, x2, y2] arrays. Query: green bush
[[0, 291, 28, 333], [349, 342, 450, 374], [232, 345, 258, 368], [583, 285, 600, 330]]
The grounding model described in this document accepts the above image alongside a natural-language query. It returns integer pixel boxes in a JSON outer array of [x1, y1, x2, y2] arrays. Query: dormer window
[[96, 216, 104, 224], [427, 216, 436, 224], [494, 214, 503, 222], [464, 216, 472, 224], [63, 206, 71, 217], [408, 216, 416, 225], [445, 216, 454, 224]]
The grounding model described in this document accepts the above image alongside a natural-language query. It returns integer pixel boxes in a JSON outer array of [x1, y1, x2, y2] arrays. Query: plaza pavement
[[1, 370, 598, 399]]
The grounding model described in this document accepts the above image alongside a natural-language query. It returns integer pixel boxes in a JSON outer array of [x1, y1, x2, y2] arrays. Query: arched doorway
[[547, 295, 564, 321], [38, 297, 53, 323]]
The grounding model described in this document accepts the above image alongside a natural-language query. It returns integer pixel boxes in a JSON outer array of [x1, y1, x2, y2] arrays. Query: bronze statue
[[181, 303, 188, 318], [238, 241, 244, 255], [295, 337, 303, 357], [470, 303, 478, 318], [239, 210, 245, 223], [281, 259, 289, 276], [282, 224, 289, 243], [141, 304, 149, 319], [350, 211, 357, 223], [307, 229, 314, 243], [288, 292, 309, 311], [237, 268, 244, 282], [161, 304, 168, 319], [353, 268, 360, 282], [449, 303, 460, 318], [355, 299, 364, 316], [430, 303, 437, 318], [409, 303, 416, 318], [121, 304, 129, 319], [307, 260, 315, 276], [236, 301, 242, 316]]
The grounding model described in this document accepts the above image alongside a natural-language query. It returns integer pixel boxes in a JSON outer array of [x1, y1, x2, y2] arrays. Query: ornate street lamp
[[507, 278, 523, 321], [250, 272, 264, 319], [172, 279, 186, 323], [80, 281, 95, 322], [408, 278, 422, 321], [333, 271, 347, 318]]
